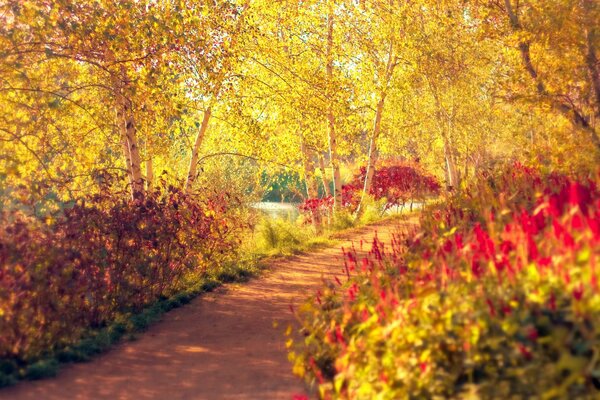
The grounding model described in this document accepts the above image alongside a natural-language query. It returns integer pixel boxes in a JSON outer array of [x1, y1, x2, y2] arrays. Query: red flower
[[518, 343, 533, 360], [455, 233, 464, 250], [569, 181, 591, 212], [572, 283, 584, 301], [485, 298, 497, 317], [527, 327, 539, 342], [471, 259, 484, 278], [442, 239, 453, 254], [500, 240, 514, 255], [379, 289, 387, 302]]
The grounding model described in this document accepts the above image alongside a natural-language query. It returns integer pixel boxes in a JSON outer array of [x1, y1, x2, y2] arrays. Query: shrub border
[[0, 211, 406, 389], [0, 262, 259, 388]]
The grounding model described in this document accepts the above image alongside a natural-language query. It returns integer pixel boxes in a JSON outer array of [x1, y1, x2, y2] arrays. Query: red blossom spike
[[573, 283, 584, 301], [485, 298, 496, 317], [527, 327, 539, 342]]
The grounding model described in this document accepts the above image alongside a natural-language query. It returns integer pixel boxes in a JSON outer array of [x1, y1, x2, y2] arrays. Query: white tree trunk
[[318, 154, 332, 197], [356, 37, 397, 218], [301, 141, 323, 233], [185, 107, 212, 192], [356, 95, 386, 218], [146, 157, 153, 190], [326, 5, 343, 210], [113, 68, 144, 199], [120, 130, 133, 189], [444, 137, 459, 190]]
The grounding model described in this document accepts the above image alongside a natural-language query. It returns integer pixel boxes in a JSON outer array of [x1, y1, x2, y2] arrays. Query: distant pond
[[251, 202, 300, 221], [250, 201, 425, 222]]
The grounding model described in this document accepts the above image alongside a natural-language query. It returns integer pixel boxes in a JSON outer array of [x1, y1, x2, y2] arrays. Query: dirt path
[[1, 219, 404, 400]]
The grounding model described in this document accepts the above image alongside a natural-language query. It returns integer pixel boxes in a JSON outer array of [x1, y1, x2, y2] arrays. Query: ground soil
[[0, 219, 407, 400]]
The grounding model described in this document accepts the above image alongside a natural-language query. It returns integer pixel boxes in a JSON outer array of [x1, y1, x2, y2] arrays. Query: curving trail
[[0, 219, 408, 400]]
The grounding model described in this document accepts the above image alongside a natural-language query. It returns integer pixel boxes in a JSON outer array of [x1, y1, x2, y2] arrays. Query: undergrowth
[[249, 202, 411, 258], [0, 259, 261, 388], [0, 201, 407, 389]]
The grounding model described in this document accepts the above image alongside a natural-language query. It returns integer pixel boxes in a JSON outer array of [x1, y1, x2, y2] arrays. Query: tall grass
[[250, 217, 333, 256], [248, 199, 412, 257]]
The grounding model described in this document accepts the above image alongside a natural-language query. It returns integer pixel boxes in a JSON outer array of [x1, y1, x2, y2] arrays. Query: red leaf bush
[[290, 164, 600, 398], [359, 163, 440, 211], [0, 184, 242, 363], [299, 163, 440, 223], [298, 185, 357, 216]]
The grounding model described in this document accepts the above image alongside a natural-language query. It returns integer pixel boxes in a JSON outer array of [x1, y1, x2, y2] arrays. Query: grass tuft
[[24, 359, 59, 380]]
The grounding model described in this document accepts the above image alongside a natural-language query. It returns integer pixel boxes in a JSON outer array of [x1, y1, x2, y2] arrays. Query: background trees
[[1, 0, 597, 214]]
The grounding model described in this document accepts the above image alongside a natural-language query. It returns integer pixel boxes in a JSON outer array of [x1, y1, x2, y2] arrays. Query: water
[[250, 201, 423, 221], [251, 202, 299, 221]]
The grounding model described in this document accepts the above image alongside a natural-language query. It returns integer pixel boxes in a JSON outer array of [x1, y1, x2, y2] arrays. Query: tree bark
[[185, 107, 212, 192], [123, 102, 144, 199], [113, 68, 144, 199], [326, 4, 343, 210], [444, 136, 459, 190], [120, 131, 133, 189], [146, 157, 153, 190], [301, 141, 323, 233], [318, 154, 332, 197], [585, 28, 600, 122]]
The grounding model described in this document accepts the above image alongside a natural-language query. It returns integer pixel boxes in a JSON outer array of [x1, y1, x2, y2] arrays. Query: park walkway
[[0, 219, 406, 400]]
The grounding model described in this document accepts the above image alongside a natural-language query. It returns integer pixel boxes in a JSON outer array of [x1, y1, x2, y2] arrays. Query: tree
[[478, 0, 600, 152]]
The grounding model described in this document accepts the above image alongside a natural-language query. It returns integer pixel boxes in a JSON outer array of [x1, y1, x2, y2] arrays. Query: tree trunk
[[326, 4, 343, 211], [113, 68, 144, 200], [301, 141, 323, 234], [444, 137, 459, 191], [120, 131, 133, 189], [185, 107, 212, 192], [318, 154, 332, 197], [356, 94, 386, 218], [585, 27, 600, 121], [123, 105, 144, 199], [146, 157, 153, 190], [184, 2, 249, 192], [328, 116, 343, 210], [357, 33, 398, 216], [363, 133, 379, 196]]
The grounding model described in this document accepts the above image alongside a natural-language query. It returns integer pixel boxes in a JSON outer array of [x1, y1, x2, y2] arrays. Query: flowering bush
[[290, 164, 600, 398], [0, 183, 243, 364]]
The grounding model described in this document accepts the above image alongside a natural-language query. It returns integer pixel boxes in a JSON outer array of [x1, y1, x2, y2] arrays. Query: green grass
[[249, 217, 336, 257], [248, 202, 412, 259]]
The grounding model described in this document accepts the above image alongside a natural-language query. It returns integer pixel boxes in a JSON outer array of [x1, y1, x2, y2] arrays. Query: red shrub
[[299, 163, 440, 222], [355, 163, 440, 211], [0, 185, 241, 361]]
